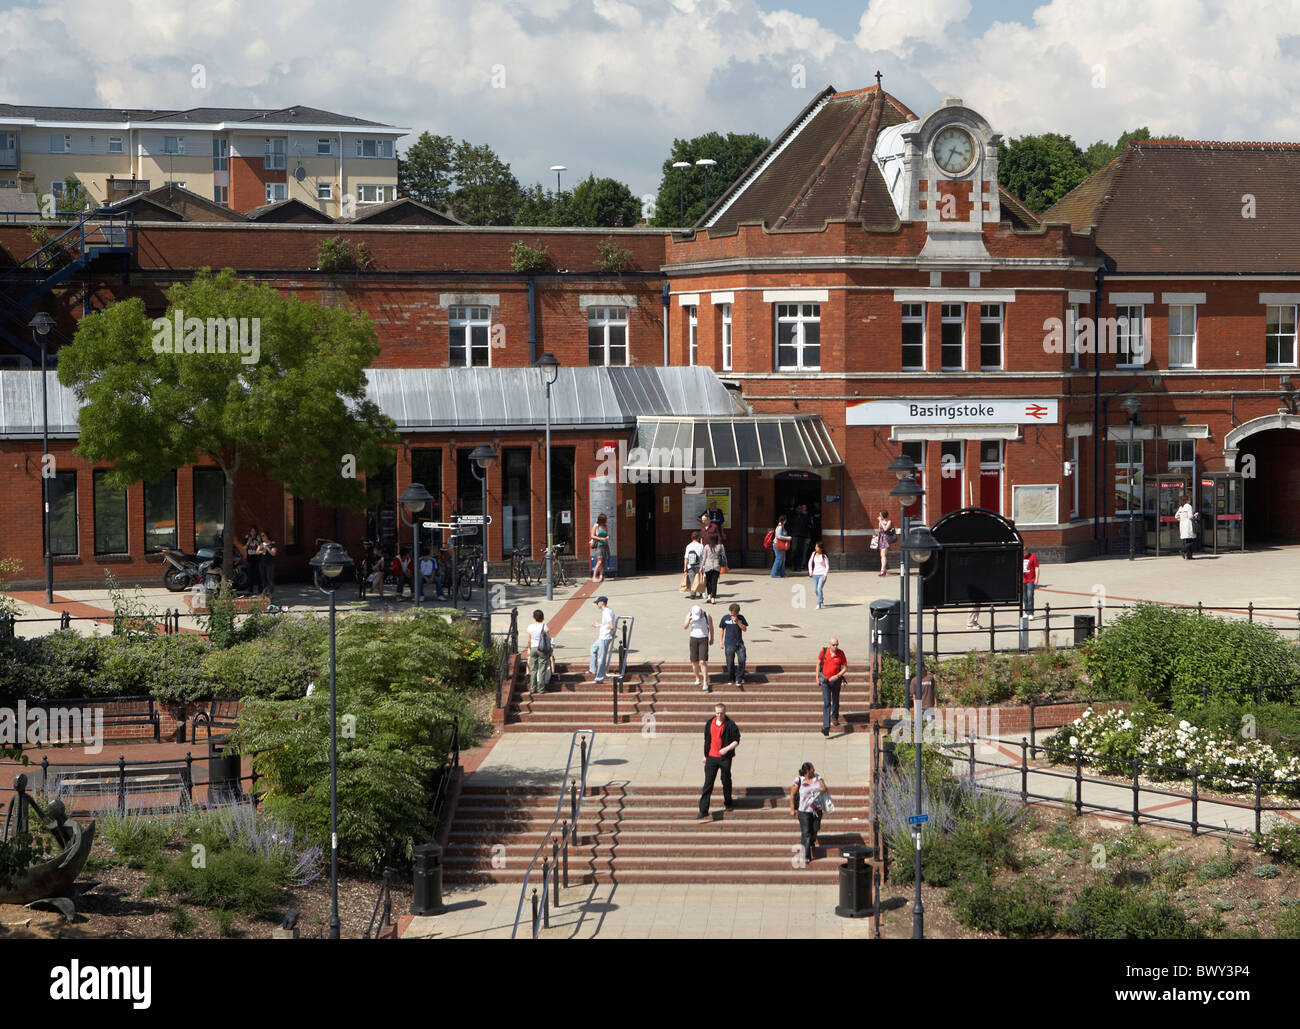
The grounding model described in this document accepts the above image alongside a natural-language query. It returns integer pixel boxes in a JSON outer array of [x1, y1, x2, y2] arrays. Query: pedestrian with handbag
[[701, 538, 726, 604], [589, 512, 610, 583], [769, 515, 792, 578], [807, 541, 829, 609], [816, 637, 847, 737], [875, 510, 896, 576], [789, 762, 829, 862], [525, 609, 553, 694]]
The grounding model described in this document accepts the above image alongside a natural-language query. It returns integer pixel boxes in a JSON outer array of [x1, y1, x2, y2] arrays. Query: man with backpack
[[816, 637, 848, 737], [525, 609, 553, 694], [683, 537, 705, 599]]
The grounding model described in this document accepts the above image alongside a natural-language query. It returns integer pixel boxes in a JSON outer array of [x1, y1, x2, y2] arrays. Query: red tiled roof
[[1044, 142, 1300, 272]]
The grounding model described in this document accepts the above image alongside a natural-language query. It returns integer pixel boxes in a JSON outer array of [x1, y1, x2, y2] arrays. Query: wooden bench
[[32, 695, 160, 743]]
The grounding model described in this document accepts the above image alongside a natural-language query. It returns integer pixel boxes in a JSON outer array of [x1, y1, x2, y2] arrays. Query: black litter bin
[[207, 733, 241, 798], [1074, 614, 1096, 645], [835, 845, 874, 918], [411, 843, 445, 915], [879, 718, 901, 771], [869, 598, 902, 665]]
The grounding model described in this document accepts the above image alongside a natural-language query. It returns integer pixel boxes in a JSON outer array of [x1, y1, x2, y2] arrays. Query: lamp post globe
[[398, 481, 434, 607], [889, 470, 924, 667], [468, 445, 498, 650]]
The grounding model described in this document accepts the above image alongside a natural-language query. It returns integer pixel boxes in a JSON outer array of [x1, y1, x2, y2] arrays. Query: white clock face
[[933, 127, 976, 175]]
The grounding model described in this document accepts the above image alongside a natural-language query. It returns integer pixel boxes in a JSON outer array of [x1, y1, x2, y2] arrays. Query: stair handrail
[[20, 209, 134, 271], [510, 728, 596, 939]]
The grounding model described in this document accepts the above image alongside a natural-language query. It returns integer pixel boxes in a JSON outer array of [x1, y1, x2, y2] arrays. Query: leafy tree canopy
[[649, 131, 770, 227], [57, 268, 396, 573]]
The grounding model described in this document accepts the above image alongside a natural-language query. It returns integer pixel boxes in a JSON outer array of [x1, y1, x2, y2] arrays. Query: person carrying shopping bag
[[789, 762, 830, 862], [701, 537, 726, 604], [769, 516, 792, 578]]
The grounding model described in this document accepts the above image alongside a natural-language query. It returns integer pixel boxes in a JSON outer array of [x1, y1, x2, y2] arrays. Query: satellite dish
[[294, 165, 306, 182]]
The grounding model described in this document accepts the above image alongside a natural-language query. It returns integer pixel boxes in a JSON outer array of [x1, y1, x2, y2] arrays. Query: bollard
[[117, 755, 127, 817], [410, 843, 445, 915], [552, 838, 560, 907], [1019, 615, 1030, 654], [531, 888, 539, 938], [542, 856, 551, 928], [570, 779, 578, 842], [580, 736, 589, 777], [561, 821, 570, 888]]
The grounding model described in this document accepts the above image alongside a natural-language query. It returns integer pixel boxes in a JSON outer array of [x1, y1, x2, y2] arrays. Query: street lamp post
[[310, 540, 354, 941], [537, 354, 560, 600], [397, 482, 433, 607], [672, 161, 690, 225], [29, 313, 55, 603], [888, 457, 922, 670], [469, 444, 498, 651], [1121, 396, 1142, 561], [695, 158, 717, 212], [902, 523, 940, 941], [550, 165, 566, 194]]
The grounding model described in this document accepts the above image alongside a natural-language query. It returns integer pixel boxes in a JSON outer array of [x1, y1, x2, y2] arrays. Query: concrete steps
[[506, 662, 874, 734], [444, 783, 875, 886]]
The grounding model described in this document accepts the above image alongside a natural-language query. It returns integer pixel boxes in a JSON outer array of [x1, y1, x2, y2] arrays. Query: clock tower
[[874, 96, 1002, 261]]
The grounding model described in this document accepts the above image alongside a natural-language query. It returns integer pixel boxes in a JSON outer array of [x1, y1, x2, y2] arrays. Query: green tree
[[996, 133, 1090, 213], [57, 268, 397, 577], [649, 131, 770, 227], [515, 183, 571, 226], [568, 174, 641, 227], [397, 131, 455, 212], [449, 141, 522, 225]]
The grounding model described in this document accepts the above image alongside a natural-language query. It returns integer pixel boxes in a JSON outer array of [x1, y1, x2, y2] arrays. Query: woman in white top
[[876, 510, 895, 576], [1175, 494, 1197, 560], [807, 542, 830, 610], [789, 761, 829, 862], [683, 604, 714, 691], [770, 516, 793, 578], [683, 539, 705, 599], [523, 609, 553, 694]]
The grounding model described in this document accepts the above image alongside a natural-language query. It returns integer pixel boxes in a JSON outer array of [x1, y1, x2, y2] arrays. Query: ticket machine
[[1198, 473, 1245, 553], [1143, 474, 1193, 555]]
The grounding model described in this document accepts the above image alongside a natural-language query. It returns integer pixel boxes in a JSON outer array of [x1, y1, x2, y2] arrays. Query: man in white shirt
[[1175, 494, 1197, 560], [589, 596, 616, 683], [683, 539, 704, 599], [419, 551, 444, 601]]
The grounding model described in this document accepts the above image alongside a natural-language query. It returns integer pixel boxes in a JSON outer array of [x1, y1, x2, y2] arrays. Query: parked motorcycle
[[160, 540, 250, 592]]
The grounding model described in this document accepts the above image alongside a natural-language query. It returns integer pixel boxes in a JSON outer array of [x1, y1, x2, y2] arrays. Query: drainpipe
[[1093, 265, 1105, 552], [661, 282, 669, 366], [528, 275, 537, 365]]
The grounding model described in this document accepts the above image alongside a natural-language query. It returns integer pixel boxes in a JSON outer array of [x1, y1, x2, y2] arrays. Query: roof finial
[[875, 70, 883, 90]]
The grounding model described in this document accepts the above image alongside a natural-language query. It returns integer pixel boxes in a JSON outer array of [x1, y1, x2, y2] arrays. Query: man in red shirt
[[697, 703, 741, 819], [1022, 551, 1040, 616], [816, 637, 848, 737]]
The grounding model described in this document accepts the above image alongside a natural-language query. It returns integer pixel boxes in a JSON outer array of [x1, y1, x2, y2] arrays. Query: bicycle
[[456, 547, 482, 601], [510, 547, 535, 587], [547, 542, 574, 588]]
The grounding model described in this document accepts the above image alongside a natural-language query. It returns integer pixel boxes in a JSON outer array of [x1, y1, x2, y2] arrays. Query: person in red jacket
[[1023, 550, 1040, 616]]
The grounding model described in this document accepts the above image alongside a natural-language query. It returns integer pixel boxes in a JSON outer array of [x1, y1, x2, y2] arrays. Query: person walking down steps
[[697, 703, 741, 819], [789, 762, 830, 862]]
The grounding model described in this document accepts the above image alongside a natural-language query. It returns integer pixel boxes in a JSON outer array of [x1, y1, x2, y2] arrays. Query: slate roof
[[345, 197, 463, 226], [1043, 141, 1300, 273], [702, 85, 918, 234], [0, 103, 394, 127], [103, 184, 248, 222], [243, 198, 335, 223]]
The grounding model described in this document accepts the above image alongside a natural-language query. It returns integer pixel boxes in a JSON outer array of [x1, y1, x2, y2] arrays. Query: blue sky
[[2, 1, 1297, 202]]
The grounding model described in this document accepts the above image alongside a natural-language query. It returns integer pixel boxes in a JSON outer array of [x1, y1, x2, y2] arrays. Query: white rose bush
[[1043, 707, 1300, 796]]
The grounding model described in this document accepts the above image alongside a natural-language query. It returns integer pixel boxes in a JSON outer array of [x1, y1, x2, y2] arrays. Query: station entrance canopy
[[622, 414, 843, 476]]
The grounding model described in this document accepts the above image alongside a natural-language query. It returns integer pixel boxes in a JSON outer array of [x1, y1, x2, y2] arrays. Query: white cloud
[[856, 0, 972, 57]]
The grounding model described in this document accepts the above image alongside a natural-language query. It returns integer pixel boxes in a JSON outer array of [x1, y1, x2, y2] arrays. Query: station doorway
[[1237, 427, 1300, 543]]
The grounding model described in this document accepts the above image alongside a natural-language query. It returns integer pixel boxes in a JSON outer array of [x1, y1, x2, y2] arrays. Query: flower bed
[[1043, 707, 1300, 796]]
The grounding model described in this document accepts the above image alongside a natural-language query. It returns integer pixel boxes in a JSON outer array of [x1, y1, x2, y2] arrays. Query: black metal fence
[[492, 607, 520, 710]]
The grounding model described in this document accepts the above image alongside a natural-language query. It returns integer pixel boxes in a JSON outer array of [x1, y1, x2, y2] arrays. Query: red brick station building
[[2, 84, 1299, 587]]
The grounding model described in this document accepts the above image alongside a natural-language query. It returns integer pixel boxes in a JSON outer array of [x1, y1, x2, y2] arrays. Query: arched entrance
[[1224, 415, 1300, 542]]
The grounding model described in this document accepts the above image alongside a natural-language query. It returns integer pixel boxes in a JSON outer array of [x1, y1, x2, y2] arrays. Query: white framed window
[[1168, 304, 1196, 368], [50, 180, 65, 197], [1070, 436, 1080, 518], [449, 305, 491, 367], [1167, 439, 1195, 475], [901, 302, 925, 370], [163, 135, 184, 155], [50, 134, 71, 153], [687, 305, 698, 366], [587, 306, 628, 366], [265, 182, 287, 203], [108, 136, 123, 154], [317, 182, 332, 201], [1114, 440, 1143, 515], [775, 303, 820, 370], [356, 184, 391, 204], [1266, 304, 1297, 366], [213, 185, 228, 206], [317, 138, 332, 156], [355, 138, 394, 159], [979, 303, 1003, 369], [1071, 305, 1085, 370], [720, 303, 733, 371], [211, 138, 228, 170], [264, 138, 286, 170], [941, 303, 964, 369], [1115, 304, 1145, 368]]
